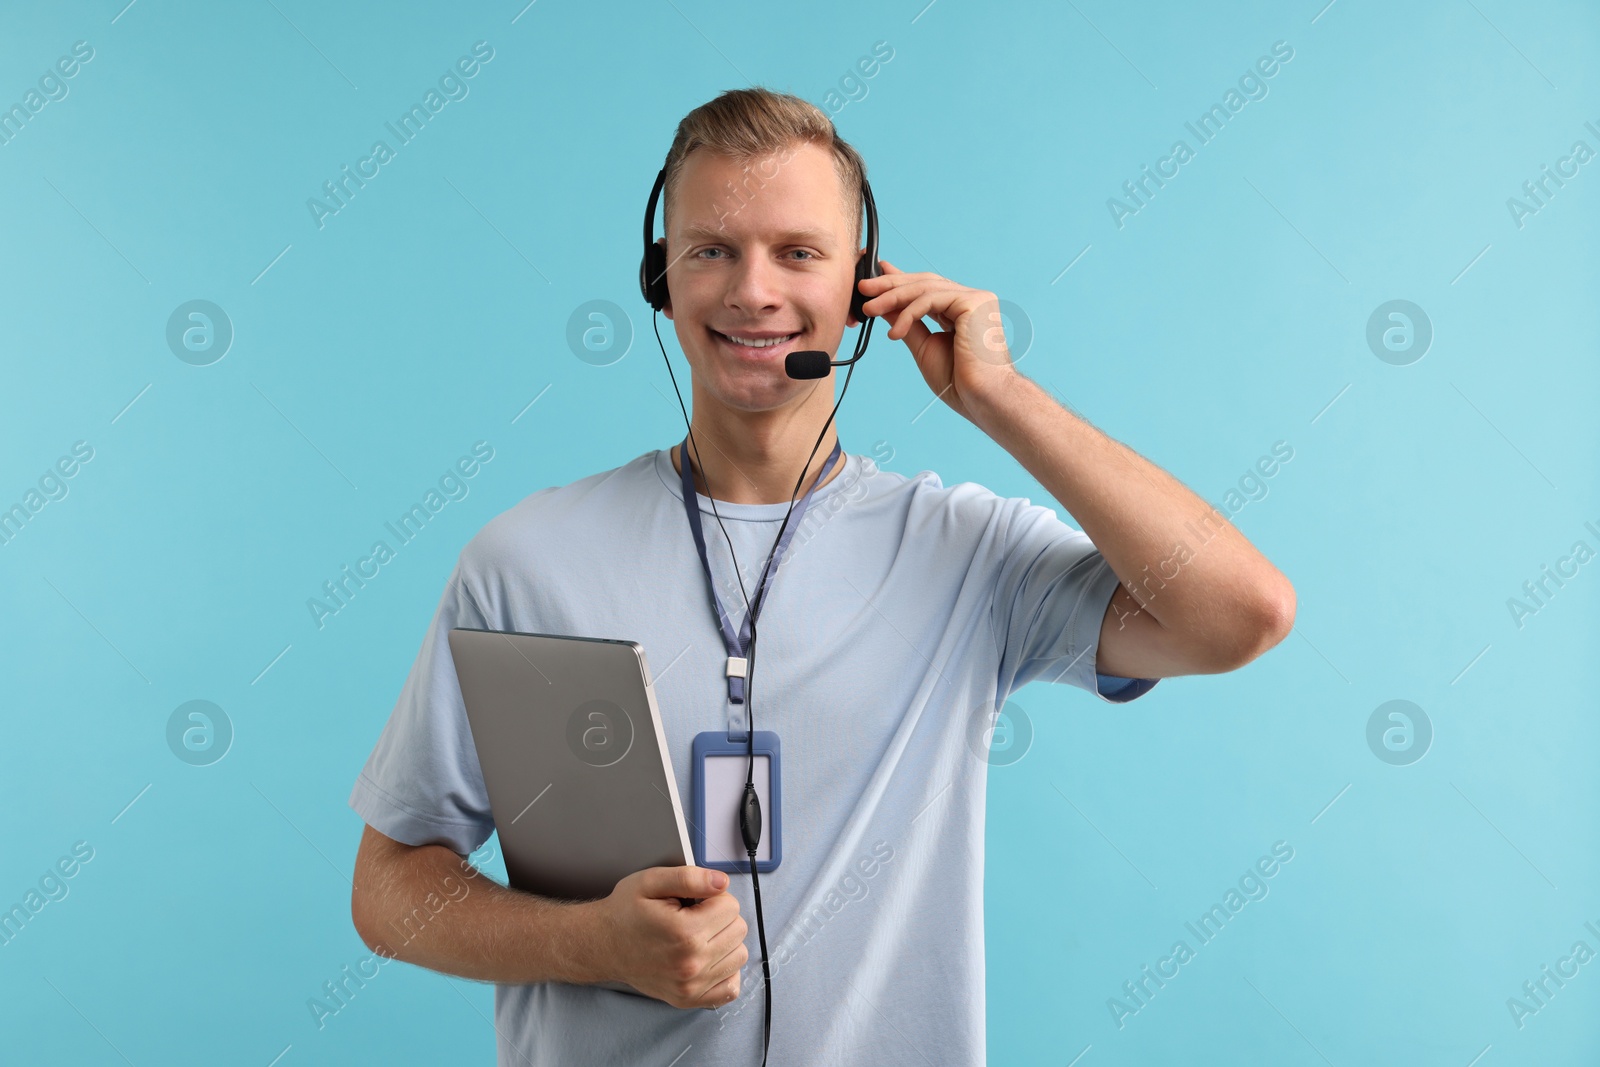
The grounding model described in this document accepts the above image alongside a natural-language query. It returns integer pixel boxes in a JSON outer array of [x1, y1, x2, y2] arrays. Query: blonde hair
[[662, 87, 867, 247]]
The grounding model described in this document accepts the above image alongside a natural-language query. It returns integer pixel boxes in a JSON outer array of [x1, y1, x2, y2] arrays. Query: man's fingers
[[688, 911, 749, 1005], [639, 865, 727, 901], [868, 280, 980, 328], [865, 276, 946, 304], [695, 941, 751, 1008], [899, 316, 935, 350], [701, 908, 748, 957], [861, 266, 941, 294], [891, 289, 976, 340]]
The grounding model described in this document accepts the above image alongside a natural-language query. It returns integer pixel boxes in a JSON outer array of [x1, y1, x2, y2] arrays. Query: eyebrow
[[679, 224, 837, 245]]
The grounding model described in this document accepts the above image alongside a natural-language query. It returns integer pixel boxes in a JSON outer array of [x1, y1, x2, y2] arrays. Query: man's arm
[[350, 824, 606, 985], [965, 373, 1295, 679], [350, 825, 750, 1009], [856, 260, 1294, 679]]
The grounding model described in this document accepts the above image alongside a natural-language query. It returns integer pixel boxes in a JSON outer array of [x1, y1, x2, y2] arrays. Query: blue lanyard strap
[[679, 434, 843, 704]]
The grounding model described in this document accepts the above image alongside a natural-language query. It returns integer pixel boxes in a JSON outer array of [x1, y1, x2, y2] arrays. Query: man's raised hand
[[856, 259, 1020, 424]]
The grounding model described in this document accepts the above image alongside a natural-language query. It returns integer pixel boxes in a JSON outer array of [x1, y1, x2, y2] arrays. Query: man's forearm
[[353, 837, 606, 987], [966, 371, 1293, 658]]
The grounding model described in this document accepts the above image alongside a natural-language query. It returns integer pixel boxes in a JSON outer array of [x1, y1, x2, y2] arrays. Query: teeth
[[721, 332, 796, 348]]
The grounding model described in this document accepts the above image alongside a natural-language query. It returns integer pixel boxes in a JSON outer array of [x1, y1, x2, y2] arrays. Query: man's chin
[[694, 374, 825, 415]]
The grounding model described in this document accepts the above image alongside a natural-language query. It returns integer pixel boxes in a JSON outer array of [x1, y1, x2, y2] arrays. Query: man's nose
[[725, 253, 783, 311]]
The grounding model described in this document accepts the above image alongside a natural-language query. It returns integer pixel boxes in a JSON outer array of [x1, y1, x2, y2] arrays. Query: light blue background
[[2, 0, 1597, 1063]]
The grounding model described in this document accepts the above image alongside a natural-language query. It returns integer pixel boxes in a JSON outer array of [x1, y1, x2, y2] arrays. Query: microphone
[[785, 350, 864, 380]]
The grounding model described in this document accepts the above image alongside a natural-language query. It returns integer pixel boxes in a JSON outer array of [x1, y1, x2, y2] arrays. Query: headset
[[640, 152, 880, 1065]]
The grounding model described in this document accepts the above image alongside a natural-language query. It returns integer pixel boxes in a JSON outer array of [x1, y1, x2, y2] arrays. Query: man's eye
[[788, 250, 815, 261], [696, 248, 727, 260]]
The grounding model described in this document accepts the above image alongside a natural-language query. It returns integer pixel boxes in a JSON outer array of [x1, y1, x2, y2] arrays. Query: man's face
[[661, 141, 860, 414]]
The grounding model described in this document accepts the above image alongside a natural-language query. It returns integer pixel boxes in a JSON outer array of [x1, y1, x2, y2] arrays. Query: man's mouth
[[709, 328, 802, 359]]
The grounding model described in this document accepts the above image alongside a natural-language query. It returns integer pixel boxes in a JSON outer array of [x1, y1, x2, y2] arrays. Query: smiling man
[[348, 88, 1294, 1066]]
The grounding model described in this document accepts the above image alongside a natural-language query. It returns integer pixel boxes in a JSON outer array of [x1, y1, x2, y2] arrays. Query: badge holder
[[690, 728, 782, 874]]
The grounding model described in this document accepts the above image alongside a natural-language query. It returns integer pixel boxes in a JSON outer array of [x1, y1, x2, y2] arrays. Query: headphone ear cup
[[641, 242, 669, 311], [850, 251, 878, 322]]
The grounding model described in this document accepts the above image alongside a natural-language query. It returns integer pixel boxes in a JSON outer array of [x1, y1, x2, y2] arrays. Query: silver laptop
[[447, 628, 694, 933]]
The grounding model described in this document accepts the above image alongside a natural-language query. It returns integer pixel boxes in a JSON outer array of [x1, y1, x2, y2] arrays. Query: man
[[348, 87, 1294, 1065]]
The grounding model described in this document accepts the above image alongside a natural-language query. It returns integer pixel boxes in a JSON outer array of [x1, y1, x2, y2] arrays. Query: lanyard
[[678, 434, 843, 711]]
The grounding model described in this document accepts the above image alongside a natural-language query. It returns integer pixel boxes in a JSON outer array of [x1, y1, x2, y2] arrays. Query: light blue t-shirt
[[350, 445, 1157, 1066]]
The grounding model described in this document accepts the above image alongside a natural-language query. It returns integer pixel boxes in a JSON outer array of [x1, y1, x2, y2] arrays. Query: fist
[[594, 865, 750, 1010]]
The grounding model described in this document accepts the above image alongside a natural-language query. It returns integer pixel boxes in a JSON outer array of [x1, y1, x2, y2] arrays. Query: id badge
[[690, 730, 782, 874]]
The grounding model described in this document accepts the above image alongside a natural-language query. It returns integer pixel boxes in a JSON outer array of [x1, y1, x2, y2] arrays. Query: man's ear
[[656, 236, 673, 319]]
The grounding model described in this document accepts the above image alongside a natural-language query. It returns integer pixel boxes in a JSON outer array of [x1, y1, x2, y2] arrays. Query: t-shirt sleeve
[[990, 496, 1160, 703], [348, 560, 496, 856]]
